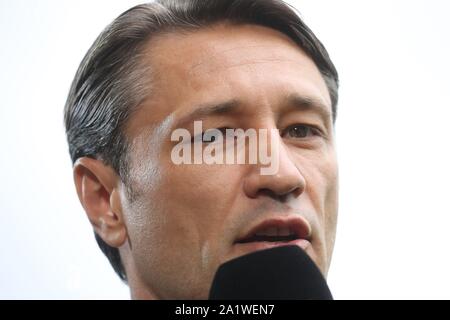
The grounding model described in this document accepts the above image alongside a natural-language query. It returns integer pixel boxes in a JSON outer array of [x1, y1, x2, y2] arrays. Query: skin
[[74, 23, 338, 300]]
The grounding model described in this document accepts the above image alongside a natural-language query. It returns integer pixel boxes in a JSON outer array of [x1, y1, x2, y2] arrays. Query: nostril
[[243, 166, 305, 200], [256, 188, 290, 202], [258, 189, 296, 203]]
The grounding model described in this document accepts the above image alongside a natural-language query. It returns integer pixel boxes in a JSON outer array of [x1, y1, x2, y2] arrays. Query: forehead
[[127, 23, 331, 135], [151, 23, 310, 75]]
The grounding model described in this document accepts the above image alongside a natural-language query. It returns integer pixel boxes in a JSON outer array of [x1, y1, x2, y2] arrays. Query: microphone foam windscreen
[[209, 245, 333, 300]]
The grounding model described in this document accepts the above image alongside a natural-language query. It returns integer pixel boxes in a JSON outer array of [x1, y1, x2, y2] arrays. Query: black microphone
[[208, 245, 333, 300]]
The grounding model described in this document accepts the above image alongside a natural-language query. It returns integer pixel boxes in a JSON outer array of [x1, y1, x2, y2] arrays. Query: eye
[[192, 127, 230, 144], [282, 124, 321, 139]]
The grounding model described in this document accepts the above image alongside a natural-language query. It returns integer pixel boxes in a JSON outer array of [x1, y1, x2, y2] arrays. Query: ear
[[73, 157, 127, 248]]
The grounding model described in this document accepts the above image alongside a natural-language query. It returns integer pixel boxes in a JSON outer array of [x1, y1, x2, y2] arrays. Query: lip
[[235, 216, 312, 243], [233, 215, 312, 254], [233, 238, 311, 253]]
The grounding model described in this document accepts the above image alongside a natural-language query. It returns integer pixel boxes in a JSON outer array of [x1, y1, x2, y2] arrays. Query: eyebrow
[[283, 93, 333, 124], [174, 93, 332, 128], [175, 99, 240, 127]]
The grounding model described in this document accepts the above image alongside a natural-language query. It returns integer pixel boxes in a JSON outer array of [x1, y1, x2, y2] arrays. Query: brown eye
[[284, 124, 316, 139]]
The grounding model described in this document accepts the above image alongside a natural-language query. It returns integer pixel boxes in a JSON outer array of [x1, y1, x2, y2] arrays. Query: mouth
[[233, 216, 312, 252]]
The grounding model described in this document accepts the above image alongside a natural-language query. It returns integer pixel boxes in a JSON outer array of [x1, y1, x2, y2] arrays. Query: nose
[[243, 132, 306, 201]]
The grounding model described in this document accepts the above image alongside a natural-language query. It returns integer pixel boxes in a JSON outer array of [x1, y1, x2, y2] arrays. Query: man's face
[[120, 23, 338, 299]]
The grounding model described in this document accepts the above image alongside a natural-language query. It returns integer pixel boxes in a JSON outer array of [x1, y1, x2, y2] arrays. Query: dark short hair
[[64, 0, 339, 282]]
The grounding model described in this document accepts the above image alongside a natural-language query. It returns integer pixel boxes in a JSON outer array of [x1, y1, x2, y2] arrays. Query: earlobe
[[73, 157, 128, 248]]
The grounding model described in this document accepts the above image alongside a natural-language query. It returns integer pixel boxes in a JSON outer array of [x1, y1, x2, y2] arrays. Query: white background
[[1, 0, 449, 299]]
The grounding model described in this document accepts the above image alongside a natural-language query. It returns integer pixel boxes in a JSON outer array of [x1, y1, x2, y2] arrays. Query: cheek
[[130, 161, 242, 250], [299, 149, 338, 234], [324, 152, 339, 229], [134, 163, 245, 297], [313, 150, 339, 258], [324, 171, 338, 248], [122, 175, 214, 298], [299, 149, 338, 272], [162, 163, 243, 233], [321, 152, 339, 216], [301, 149, 338, 210]]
